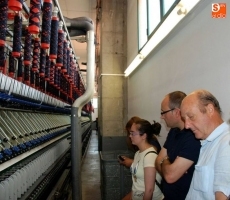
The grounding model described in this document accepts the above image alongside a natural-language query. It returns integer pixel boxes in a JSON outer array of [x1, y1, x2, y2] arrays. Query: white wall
[[127, 0, 230, 145]]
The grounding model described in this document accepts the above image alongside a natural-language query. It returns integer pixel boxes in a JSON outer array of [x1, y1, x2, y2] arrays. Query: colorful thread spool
[[40, 77, 45, 91], [30, 69, 35, 87], [73, 69, 77, 88], [23, 27, 32, 65], [35, 71, 39, 89], [28, 0, 41, 34], [24, 65, 30, 85], [54, 65, 58, 86], [65, 46, 71, 77], [68, 53, 73, 82], [12, 13, 22, 58], [76, 71, 80, 90], [0, 46, 6, 71], [0, 0, 8, 46], [56, 21, 64, 68], [39, 48, 46, 77], [17, 56, 23, 81], [9, 52, 15, 78], [45, 55, 50, 81], [57, 68, 61, 89], [49, 6, 59, 59], [41, 0, 52, 49], [62, 32, 68, 73], [32, 38, 40, 71], [49, 60, 55, 84]]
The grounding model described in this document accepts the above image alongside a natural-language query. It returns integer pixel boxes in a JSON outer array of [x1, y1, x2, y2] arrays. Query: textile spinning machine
[[0, 0, 95, 199]]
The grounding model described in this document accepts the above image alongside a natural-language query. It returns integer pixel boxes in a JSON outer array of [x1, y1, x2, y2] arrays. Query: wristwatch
[[160, 156, 169, 165]]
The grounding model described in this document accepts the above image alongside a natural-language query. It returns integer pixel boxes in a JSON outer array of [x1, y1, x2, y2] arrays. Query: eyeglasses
[[129, 131, 140, 136], [161, 108, 175, 115]]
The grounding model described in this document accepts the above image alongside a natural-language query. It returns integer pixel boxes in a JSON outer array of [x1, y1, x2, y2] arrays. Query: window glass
[[138, 0, 147, 49], [147, 0, 161, 35], [162, 0, 176, 15], [92, 98, 98, 109]]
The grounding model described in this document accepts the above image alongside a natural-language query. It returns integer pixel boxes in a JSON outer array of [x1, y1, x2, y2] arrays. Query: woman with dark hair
[[119, 116, 141, 168], [149, 120, 162, 154], [120, 118, 162, 168], [125, 116, 141, 152], [129, 119, 163, 200]]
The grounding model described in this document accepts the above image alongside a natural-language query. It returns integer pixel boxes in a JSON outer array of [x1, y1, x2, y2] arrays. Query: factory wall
[[127, 0, 230, 145]]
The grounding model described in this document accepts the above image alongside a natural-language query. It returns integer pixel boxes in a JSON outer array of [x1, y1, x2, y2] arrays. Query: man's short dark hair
[[168, 91, 187, 109]]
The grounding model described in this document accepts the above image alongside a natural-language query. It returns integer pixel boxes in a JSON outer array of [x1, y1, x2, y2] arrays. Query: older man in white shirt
[[181, 89, 230, 200]]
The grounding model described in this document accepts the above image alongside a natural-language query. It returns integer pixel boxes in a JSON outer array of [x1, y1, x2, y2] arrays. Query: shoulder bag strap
[[144, 150, 163, 192]]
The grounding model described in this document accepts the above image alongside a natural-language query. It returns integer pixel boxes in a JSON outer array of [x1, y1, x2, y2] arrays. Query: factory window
[[138, 0, 178, 50], [92, 98, 98, 109], [125, 0, 200, 76]]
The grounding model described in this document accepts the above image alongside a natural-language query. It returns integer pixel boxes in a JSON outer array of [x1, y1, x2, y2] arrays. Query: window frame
[[138, 0, 180, 51]]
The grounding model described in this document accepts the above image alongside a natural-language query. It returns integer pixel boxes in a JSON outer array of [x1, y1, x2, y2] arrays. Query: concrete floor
[[81, 130, 101, 200]]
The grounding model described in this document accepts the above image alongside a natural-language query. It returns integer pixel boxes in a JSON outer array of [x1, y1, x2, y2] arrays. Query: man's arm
[[215, 191, 228, 200], [155, 147, 167, 175], [214, 139, 230, 200], [161, 156, 194, 183]]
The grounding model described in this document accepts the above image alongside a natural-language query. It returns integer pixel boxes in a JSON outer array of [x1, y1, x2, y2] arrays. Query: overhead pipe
[[71, 30, 95, 200], [64, 16, 94, 37]]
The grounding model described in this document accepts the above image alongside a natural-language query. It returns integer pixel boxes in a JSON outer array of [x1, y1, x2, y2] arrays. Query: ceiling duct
[[63, 16, 94, 37]]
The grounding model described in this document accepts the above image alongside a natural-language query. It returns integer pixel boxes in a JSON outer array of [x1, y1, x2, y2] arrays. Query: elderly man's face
[[181, 94, 210, 139]]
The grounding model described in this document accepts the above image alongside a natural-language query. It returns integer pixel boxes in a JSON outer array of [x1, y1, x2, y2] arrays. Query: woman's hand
[[118, 156, 133, 168]]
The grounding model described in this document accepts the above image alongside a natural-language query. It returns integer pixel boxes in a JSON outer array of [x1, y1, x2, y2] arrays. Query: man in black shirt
[[155, 91, 201, 200]]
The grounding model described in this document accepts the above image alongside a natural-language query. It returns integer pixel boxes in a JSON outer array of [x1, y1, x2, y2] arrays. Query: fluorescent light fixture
[[124, 0, 201, 77]]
